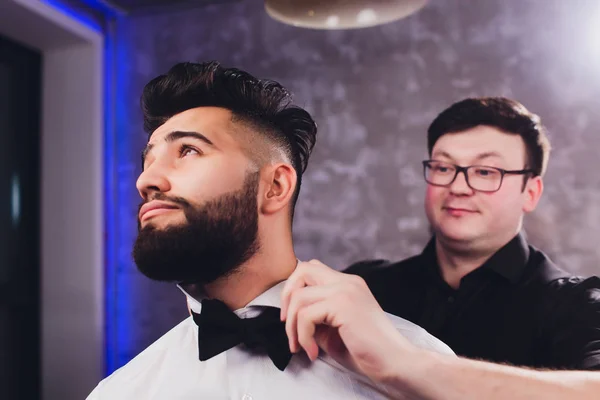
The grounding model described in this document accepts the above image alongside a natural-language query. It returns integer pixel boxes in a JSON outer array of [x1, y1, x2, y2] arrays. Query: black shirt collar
[[483, 233, 530, 283], [421, 232, 530, 285]]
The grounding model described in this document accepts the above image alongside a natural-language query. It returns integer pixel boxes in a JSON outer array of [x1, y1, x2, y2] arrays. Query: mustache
[[137, 193, 192, 216]]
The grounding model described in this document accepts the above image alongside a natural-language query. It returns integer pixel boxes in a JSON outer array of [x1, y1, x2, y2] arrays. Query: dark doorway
[[0, 33, 42, 400]]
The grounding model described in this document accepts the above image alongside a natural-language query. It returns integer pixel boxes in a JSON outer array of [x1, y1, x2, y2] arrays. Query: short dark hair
[[427, 97, 551, 176], [141, 61, 317, 217]]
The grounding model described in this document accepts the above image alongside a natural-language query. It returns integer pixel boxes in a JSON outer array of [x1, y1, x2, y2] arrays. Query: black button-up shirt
[[346, 233, 600, 370]]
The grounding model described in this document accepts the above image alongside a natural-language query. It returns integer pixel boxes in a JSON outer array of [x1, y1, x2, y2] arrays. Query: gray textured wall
[[110, 0, 600, 367]]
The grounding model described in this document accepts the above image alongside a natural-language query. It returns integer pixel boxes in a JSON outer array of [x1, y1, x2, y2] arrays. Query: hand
[[280, 260, 421, 383]]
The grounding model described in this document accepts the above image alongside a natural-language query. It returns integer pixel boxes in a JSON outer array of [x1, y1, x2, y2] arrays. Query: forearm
[[386, 351, 600, 400]]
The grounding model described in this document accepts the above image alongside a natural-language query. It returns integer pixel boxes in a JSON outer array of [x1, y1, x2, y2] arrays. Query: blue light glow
[[103, 18, 119, 376], [42, 0, 125, 376], [41, 0, 103, 32]]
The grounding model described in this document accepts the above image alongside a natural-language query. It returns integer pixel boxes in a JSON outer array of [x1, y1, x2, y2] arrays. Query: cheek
[[425, 186, 444, 210], [479, 190, 522, 219], [172, 161, 247, 202], [424, 186, 446, 223]]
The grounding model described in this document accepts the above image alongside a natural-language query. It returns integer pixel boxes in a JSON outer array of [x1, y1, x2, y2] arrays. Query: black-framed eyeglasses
[[422, 160, 533, 193]]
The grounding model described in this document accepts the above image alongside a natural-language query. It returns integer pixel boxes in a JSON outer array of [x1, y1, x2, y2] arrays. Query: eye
[[474, 167, 499, 178], [179, 144, 200, 158], [431, 163, 453, 173]]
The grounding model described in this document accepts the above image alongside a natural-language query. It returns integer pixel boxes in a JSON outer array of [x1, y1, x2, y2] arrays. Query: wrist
[[380, 346, 445, 398]]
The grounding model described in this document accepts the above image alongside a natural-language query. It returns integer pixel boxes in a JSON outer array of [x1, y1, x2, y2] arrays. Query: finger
[[285, 285, 335, 353], [280, 271, 308, 320], [281, 261, 325, 319], [296, 302, 330, 361], [281, 260, 342, 316], [307, 259, 340, 273]]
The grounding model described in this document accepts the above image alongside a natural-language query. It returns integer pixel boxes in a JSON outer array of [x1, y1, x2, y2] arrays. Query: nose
[[449, 170, 473, 196], [136, 162, 171, 200]]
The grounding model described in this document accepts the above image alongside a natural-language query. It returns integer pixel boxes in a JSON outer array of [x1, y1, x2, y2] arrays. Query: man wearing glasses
[[346, 97, 600, 370]]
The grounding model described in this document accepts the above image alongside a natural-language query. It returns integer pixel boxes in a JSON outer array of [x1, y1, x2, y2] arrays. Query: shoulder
[[524, 247, 571, 284], [342, 259, 392, 277], [541, 274, 600, 329], [384, 312, 455, 356], [87, 317, 196, 397], [546, 275, 600, 310], [343, 254, 422, 280], [527, 247, 600, 299], [526, 249, 600, 321]]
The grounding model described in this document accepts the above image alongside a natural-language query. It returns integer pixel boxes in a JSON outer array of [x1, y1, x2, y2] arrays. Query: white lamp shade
[[265, 0, 428, 30]]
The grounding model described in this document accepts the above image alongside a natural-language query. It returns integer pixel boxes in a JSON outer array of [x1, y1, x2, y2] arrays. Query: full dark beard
[[132, 172, 260, 284]]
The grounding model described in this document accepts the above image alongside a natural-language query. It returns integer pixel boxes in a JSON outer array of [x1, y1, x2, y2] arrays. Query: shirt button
[[447, 296, 455, 303], [242, 395, 253, 400]]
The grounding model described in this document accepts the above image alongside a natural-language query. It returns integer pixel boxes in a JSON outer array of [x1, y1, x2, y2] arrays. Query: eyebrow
[[433, 150, 504, 163], [141, 131, 215, 164]]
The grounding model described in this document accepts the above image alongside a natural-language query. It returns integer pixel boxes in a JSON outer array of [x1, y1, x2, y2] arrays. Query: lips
[[443, 206, 478, 216], [139, 201, 180, 222], [444, 207, 476, 212]]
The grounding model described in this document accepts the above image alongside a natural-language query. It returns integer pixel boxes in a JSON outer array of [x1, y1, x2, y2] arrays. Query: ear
[[523, 175, 543, 213], [260, 163, 297, 216]]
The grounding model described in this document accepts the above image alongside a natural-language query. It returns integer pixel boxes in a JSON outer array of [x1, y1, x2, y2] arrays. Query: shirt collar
[[178, 281, 287, 315], [177, 259, 300, 315], [483, 232, 530, 283], [421, 232, 530, 285]]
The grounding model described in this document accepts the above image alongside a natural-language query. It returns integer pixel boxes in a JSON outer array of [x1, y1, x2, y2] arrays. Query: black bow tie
[[192, 298, 293, 371]]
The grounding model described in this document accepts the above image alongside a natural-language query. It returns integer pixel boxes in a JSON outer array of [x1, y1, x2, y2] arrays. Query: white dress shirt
[[87, 281, 454, 399]]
